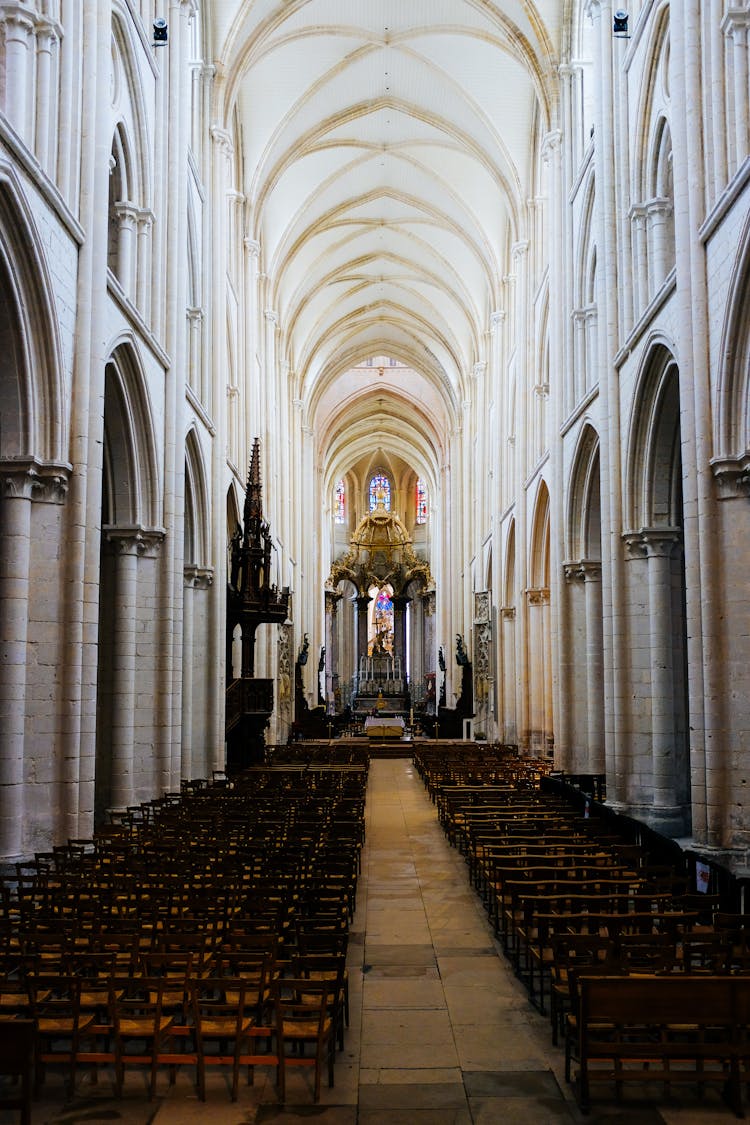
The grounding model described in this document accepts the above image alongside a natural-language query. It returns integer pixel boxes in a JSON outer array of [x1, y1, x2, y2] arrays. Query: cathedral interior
[[3, 0, 750, 870], [4, 1, 750, 1117]]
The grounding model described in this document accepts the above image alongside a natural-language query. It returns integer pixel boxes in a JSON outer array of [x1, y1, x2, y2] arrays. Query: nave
[[9, 758, 740, 1125]]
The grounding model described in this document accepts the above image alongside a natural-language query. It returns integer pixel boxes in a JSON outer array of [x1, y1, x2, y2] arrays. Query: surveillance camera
[[613, 9, 629, 34], [153, 17, 168, 44]]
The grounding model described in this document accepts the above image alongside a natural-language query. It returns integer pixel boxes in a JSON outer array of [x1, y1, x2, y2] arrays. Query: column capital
[[711, 454, 750, 499], [500, 605, 516, 620], [722, 9, 750, 37], [184, 564, 213, 588], [472, 361, 487, 379], [490, 309, 506, 330], [186, 305, 204, 324], [244, 237, 260, 257], [264, 308, 278, 325], [511, 240, 529, 262], [0, 457, 70, 503], [526, 587, 550, 606], [644, 196, 673, 219], [104, 526, 166, 557], [565, 560, 602, 584], [114, 201, 139, 226], [0, 7, 35, 36], [623, 526, 681, 558]]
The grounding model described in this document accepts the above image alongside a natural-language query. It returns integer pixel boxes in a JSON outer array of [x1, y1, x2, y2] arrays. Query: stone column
[[105, 530, 139, 811], [35, 18, 59, 172], [354, 595, 371, 682], [500, 606, 516, 744], [0, 470, 32, 856], [643, 529, 681, 817], [324, 590, 341, 709], [630, 205, 649, 315], [114, 203, 138, 298], [2, 9, 33, 143], [582, 561, 605, 773], [136, 210, 154, 324], [207, 122, 232, 771], [392, 595, 410, 683], [722, 9, 750, 174], [182, 566, 197, 781], [588, 0, 625, 805], [527, 588, 550, 754], [646, 198, 673, 293]]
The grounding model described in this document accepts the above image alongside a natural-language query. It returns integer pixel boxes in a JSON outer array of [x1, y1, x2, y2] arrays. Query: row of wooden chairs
[[0, 759, 367, 1110], [415, 747, 750, 1113]]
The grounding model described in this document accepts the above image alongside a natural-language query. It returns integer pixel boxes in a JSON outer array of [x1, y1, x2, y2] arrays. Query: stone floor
[[6, 758, 742, 1123]]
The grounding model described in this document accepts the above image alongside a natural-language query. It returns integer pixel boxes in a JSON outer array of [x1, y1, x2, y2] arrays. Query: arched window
[[334, 479, 345, 523], [369, 473, 391, 511], [416, 478, 428, 524]]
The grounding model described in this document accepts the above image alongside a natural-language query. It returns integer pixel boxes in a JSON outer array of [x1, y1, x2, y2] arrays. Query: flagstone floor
[[12, 758, 741, 1124]]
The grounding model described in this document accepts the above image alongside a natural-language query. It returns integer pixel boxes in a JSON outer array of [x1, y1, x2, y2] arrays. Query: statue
[[318, 645, 325, 672], [438, 646, 446, 672], [229, 523, 242, 591], [298, 633, 309, 666], [456, 634, 469, 665]]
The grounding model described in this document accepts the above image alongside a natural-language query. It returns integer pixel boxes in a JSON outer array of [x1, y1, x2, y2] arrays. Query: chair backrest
[[0, 1018, 34, 1122]]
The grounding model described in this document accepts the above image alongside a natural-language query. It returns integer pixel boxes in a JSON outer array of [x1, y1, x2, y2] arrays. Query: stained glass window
[[369, 474, 391, 511], [334, 479, 345, 523], [416, 478, 428, 524]]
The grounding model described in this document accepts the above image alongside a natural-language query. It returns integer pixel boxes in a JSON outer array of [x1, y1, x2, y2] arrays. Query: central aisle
[[347, 757, 574, 1124]]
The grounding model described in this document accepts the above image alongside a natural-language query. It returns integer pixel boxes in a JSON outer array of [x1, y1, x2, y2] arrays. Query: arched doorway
[[625, 345, 690, 835]]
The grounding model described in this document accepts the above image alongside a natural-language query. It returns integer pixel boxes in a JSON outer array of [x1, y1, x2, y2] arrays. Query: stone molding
[[104, 526, 166, 557], [710, 454, 750, 499], [0, 457, 71, 503], [563, 559, 602, 583], [474, 590, 490, 623], [623, 526, 681, 559], [184, 565, 213, 589]]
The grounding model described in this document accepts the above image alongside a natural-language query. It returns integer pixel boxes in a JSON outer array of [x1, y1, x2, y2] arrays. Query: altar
[[365, 715, 406, 740]]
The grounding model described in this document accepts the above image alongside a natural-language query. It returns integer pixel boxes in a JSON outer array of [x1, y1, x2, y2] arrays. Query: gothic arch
[[0, 166, 65, 462], [185, 429, 209, 567], [503, 520, 516, 607], [103, 341, 161, 529], [626, 339, 681, 529], [111, 6, 152, 204], [566, 422, 601, 560], [633, 5, 671, 200], [529, 479, 551, 589], [716, 208, 750, 458]]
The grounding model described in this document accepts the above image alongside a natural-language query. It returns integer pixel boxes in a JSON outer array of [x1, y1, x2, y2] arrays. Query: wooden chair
[[0, 1018, 34, 1125], [190, 976, 258, 1101], [27, 973, 96, 1097], [109, 976, 178, 1098], [273, 978, 336, 1103]]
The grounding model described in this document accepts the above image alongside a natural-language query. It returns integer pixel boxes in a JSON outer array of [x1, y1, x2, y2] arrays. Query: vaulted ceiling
[[210, 1, 566, 500]]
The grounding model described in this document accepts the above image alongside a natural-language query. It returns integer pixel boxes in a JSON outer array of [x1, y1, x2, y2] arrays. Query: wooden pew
[[568, 973, 750, 1116]]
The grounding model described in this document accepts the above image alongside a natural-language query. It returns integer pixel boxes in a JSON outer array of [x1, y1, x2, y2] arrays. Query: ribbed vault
[[210, 0, 564, 513]]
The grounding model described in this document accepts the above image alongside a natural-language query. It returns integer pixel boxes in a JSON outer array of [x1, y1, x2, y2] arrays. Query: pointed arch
[[185, 429, 210, 567], [716, 208, 750, 460], [103, 340, 161, 529], [529, 479, 551, 589], [503, 519, 516, 607], [625, 339, 681, 530], [0, 164, 65, 462], [566, 422, 601, 561]]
